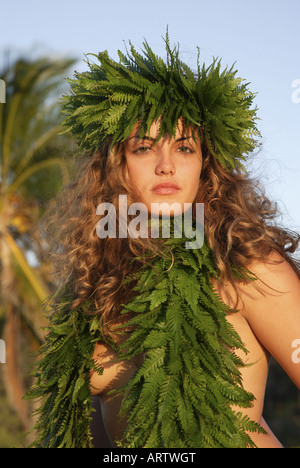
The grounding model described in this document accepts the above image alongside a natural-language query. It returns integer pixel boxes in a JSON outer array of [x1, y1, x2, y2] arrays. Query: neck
[[148, 207, 204, 251]]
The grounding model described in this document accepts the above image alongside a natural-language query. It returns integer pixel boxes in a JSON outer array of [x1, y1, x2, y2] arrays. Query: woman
[[27, 36, 300, 448]]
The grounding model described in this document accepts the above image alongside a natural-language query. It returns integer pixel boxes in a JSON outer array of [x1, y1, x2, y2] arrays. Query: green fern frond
[[61, 33, 261, 170], [26, 222, 262, 448]]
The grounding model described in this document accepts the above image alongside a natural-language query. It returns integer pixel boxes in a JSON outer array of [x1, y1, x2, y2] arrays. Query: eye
[[134, 146, 152, 154], [177, 145, 194, 153]]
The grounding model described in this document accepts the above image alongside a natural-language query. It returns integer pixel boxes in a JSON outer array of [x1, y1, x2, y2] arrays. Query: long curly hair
[[41, 130, 300, 331]]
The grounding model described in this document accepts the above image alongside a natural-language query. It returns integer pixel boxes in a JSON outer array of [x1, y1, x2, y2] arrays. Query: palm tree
[[0, 53, 77, 438]]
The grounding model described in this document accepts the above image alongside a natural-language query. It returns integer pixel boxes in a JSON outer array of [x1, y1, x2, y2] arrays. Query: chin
[[148, 201, 185, 219]]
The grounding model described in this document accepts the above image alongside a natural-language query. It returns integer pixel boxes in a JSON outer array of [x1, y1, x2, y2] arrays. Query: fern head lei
[[61, 35, 261, 172]]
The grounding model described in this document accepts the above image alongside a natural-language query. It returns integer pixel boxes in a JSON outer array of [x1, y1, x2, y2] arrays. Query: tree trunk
[[2, 303, 31, 430]]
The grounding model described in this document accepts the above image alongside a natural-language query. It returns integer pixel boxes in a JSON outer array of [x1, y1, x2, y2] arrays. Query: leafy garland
[[26, 227, 265, 448], [25, 291, 102, 448], [61, 32, 261, 171]]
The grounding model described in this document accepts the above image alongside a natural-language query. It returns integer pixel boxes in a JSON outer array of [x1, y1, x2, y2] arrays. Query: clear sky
[[1, 0, 300, 231]]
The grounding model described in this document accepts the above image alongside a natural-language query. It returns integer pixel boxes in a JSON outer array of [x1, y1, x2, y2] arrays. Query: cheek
[[188, 176, 201, 203], [184, 160, 202, 195], [127, 164, 143, 188], [125, 159, 148, 199], [125, 157, 137, 182]]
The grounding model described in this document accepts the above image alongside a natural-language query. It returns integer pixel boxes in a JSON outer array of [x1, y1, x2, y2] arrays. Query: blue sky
[[1, 0, 300, 231]]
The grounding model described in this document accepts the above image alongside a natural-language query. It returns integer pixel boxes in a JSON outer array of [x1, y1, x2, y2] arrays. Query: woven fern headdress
[[62, 35, 261, 170]]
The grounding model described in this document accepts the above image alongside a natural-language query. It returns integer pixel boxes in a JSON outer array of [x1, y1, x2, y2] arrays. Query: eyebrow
[[127, 135, 192, 142]]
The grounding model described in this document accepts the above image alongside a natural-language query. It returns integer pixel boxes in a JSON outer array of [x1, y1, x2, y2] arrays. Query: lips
[[151, 182, 181, 195]]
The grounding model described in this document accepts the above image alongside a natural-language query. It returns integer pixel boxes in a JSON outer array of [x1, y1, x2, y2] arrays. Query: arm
[[240, 251, 300, 389]]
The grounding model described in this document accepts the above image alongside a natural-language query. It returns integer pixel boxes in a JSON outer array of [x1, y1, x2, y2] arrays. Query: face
[[124, 119, 203, 217]]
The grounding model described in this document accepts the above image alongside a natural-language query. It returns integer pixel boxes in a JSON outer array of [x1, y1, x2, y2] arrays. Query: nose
[[154, 145, 176, 175]]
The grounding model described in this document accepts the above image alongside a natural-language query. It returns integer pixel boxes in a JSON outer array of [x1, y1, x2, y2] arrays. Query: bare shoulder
[[236, 251, 300, 322], [232, 250, 300, 388], [211, 250, 300, 388], [242, 250, 300, 298], [212, 250, 300, 312]]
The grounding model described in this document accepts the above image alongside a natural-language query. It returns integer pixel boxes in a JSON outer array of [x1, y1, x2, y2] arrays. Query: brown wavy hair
[[41, 130, 300, 331]]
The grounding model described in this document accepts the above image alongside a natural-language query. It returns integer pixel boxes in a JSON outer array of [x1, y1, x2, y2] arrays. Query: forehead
[[126, 118, 199, 141]]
